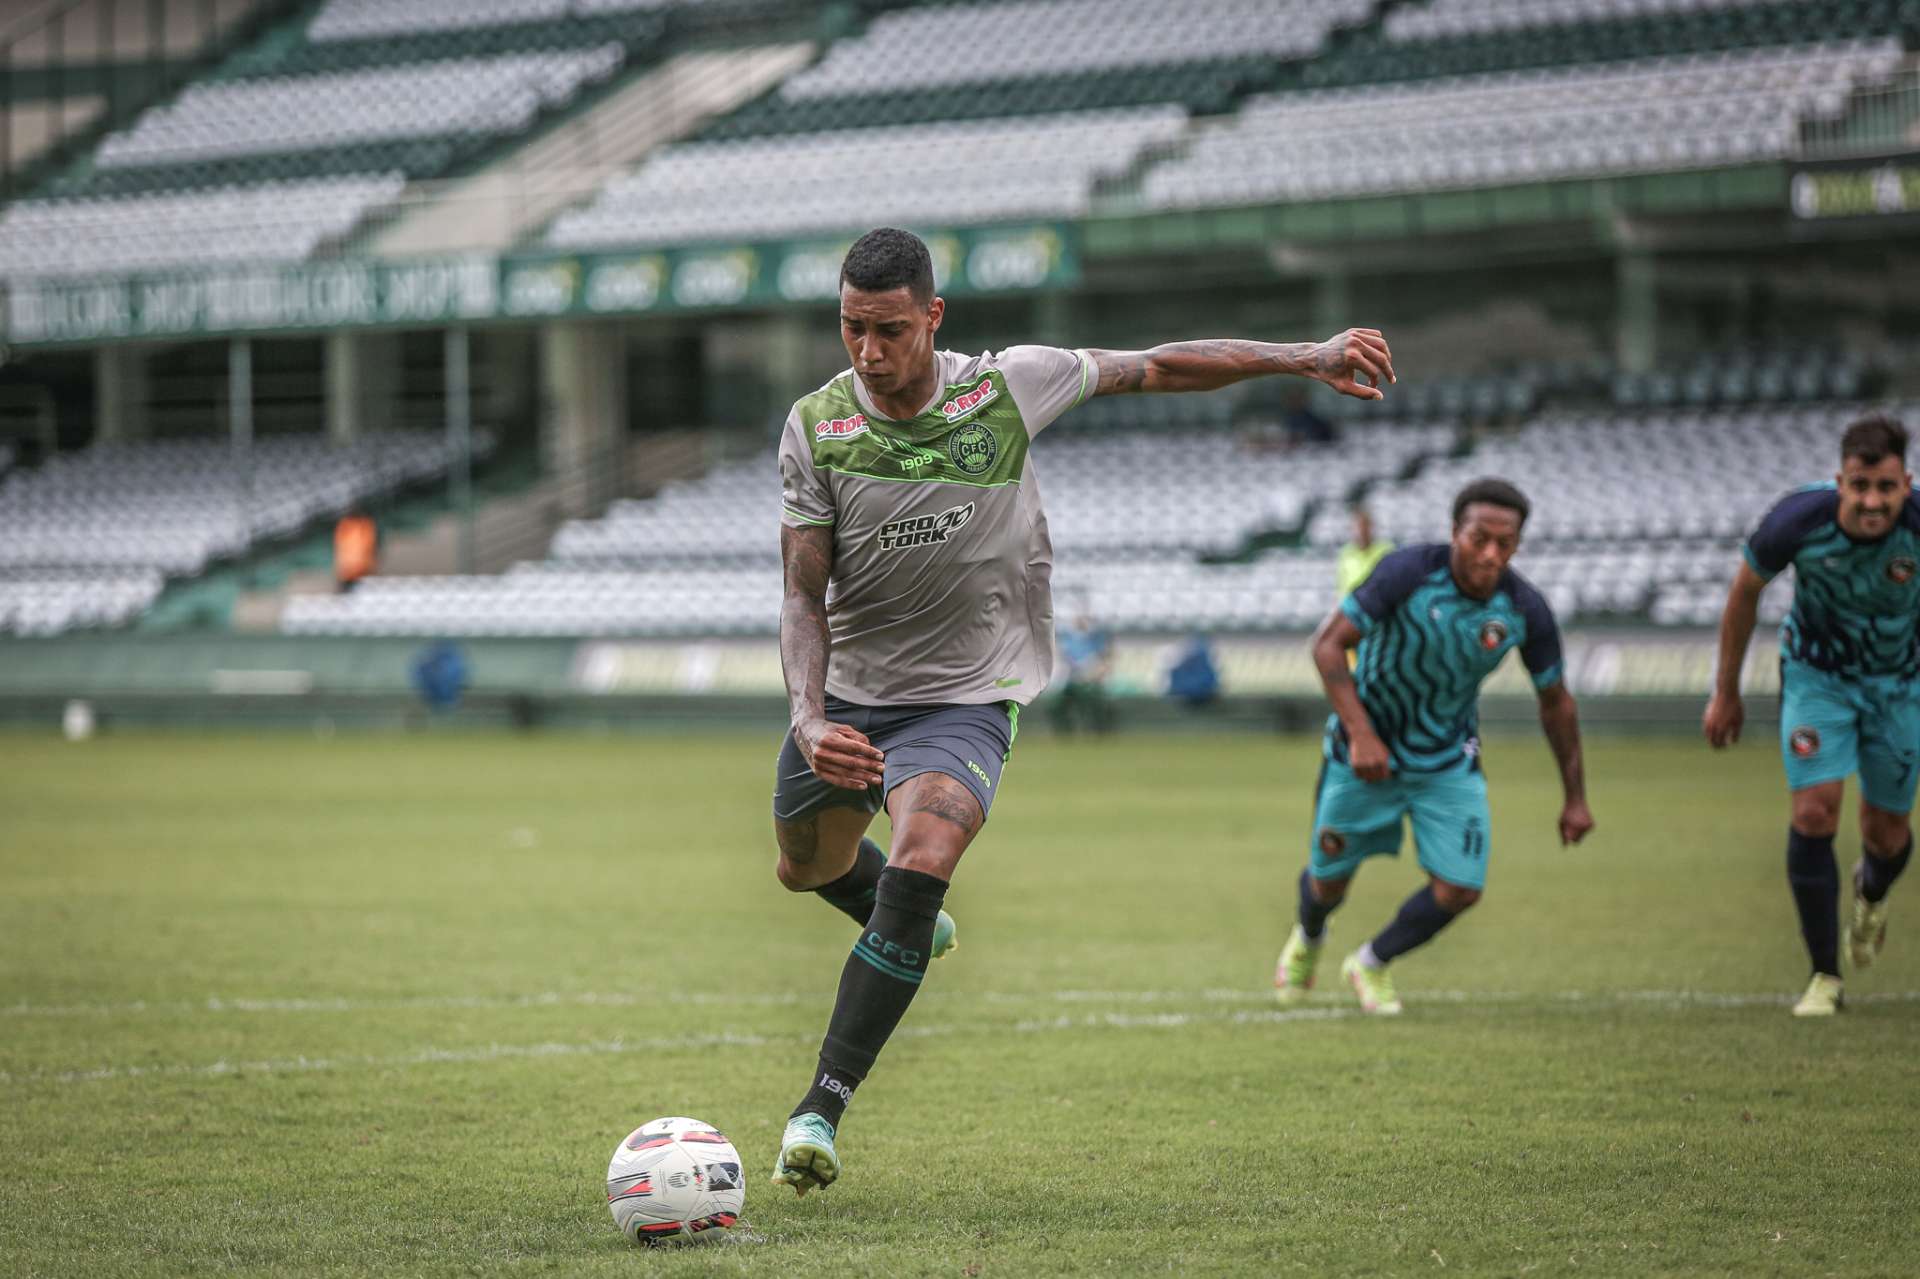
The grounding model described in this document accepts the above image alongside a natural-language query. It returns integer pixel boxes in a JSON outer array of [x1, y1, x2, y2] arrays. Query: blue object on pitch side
[[411, 640, 469, 711]]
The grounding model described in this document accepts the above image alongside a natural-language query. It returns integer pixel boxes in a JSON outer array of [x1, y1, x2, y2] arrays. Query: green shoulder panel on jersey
[[796, 370, 1031, 489]]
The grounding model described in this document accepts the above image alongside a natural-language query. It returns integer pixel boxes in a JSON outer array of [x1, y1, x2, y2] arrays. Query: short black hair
[[1841, 412, 1908, 467], [840, 227, 934, 305], [1452, 477, 1530, 529]]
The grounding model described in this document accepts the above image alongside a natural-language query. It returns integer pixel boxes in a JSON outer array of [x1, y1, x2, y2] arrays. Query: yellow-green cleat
[[1274, 925, 1323, 1006], [1341, 951, 1403, 1016], [1791, 972, 1843, 1017], [932, 909, 958, 960], [771, 1113, 841, 1197], [1847, 868, 1889, 970]]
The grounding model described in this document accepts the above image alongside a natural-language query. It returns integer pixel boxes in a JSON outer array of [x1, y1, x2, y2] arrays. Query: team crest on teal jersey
[[948, 421, 998, 475], [1478, 619, 1508, 650], [1889, 556, 1917, 585]]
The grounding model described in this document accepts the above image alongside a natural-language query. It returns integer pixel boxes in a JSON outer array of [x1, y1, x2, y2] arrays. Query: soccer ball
[[606, 1116, 745, 1244]]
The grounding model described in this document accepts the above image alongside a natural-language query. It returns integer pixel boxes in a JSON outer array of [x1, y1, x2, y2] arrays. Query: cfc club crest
[[947, 421, 998, 476], [1889, 556, 1917, 585], [1318, 829, 1347, 857], [1478, 619, 1509, 651], [1790, 727, 1821, 758]]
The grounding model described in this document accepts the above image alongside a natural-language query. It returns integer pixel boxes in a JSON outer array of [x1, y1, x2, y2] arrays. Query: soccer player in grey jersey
[[769, 227, 1396, 1195]]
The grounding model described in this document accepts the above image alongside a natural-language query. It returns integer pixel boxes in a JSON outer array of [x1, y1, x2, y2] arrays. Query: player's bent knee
[[1862, 811, 1913, 857], [1431, 880, 1481, 913], [774, 857, 821, 893]]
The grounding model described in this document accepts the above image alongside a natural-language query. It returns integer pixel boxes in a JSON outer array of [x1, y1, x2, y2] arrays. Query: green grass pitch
[[3, 727, 1917, 1277]]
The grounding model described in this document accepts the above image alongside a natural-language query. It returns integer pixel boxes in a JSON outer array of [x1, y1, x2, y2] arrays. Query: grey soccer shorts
[[772, 696, 1019, 824]]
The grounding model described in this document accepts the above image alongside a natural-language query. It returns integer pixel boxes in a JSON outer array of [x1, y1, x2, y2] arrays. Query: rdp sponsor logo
[[814, 413, 869, 440], [877, 502, 974, 551], [940, 375, 999, 422]]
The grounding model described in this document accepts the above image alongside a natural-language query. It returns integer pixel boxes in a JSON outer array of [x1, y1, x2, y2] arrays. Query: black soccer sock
[[1297, 867, 1339, 942], [792, 866, 949, 1129], [1859, 835, 1912, 904], [813, 837, 886, 926], [1368, 885, 1460, 964], [1787, 828, 1841, 977]]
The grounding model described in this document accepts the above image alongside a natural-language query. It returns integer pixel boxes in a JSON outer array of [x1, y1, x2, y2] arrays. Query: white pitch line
[[0, 1005, 1357, 1087], [4, 991, 1916, 1089], [6, 986, 1919, 1020]]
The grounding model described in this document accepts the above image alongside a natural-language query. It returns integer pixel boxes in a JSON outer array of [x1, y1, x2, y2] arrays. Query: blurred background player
[[1276, 478, 1594, 1014], [771, 226, 1395, 1194], [1051, 607, 1115, 735], [1336, 505, 1393, 600], [333, 505, 379, 593], [1703, 413, 1920, 1017]]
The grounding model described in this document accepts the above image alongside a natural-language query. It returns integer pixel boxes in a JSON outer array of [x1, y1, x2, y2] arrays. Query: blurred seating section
[[1144, 40, 1903, 210], [0, 0, 810, 279], [0, 432, 489, 636], [6, 0, 1918, 640]]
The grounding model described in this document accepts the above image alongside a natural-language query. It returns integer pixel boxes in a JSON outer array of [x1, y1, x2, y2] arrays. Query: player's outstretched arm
[[1311, 609, 1390, 781], [779, 523, 884, 790], [1084, 330, 1395, 401], [1703, 563, 1767, 748], [1537, 682, 1594, 846]]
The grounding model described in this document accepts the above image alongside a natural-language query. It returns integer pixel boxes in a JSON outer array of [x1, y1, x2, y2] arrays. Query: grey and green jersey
[[779, 345, 1095, 707]]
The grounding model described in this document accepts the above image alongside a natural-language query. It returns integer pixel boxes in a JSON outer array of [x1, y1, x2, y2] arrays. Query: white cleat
[[1791, 972, 1843, 1017], [1847, 868, 1889, 970]]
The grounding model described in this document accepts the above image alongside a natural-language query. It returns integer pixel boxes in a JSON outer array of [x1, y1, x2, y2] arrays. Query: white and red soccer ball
[[606, 1116, 744, 1245]]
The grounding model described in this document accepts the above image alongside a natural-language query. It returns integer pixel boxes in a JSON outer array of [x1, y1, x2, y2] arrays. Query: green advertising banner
[[1790, 156, 1920, 220], [1, 224, 1078, 348]]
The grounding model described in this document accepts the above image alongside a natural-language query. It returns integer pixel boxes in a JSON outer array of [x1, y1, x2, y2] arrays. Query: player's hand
[[1309, 328, 1395, 401], [796, 718, 885, 791], [1348, 730, 1392, 783], [1702, 691, 1744, 748], [1558, 798, 1595, 847]]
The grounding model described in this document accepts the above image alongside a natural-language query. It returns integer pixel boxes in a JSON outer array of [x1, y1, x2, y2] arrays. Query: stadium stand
[[702, 0, 1375, 138], [544, 107, 1188, 248], [0, 0, 761, 276], [1322, 403, 1920, 626], [1308, 0, 1917, 87], [0, 175, 407, 278], [1142, 40, 1904, 210], [0, 431, 490, 634], [279, 402, 1463, 638]]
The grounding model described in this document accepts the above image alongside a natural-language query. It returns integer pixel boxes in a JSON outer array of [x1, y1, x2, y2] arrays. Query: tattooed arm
[[780, 522, 884, 790], [1085, 330, 1395, 401]]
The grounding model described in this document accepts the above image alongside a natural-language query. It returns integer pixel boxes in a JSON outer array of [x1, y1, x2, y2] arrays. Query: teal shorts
[[1778, 658, 1920, 814], [1308, 756, 1491, 890]]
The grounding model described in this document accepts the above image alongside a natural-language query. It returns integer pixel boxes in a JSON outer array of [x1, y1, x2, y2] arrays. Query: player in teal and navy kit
[[1276, 478, 1596, 1014], [1705, 414, 1919, 1017]]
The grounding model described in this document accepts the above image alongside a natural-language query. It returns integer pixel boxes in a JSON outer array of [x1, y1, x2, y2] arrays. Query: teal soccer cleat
[[771, 1113, 841, 1197]]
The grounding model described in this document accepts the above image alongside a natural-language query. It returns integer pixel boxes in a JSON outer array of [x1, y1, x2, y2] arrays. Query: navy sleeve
[[1514, 581, 1565, 691], [1744, 486, 1838, 581], [1340, 545, 1437, 635]]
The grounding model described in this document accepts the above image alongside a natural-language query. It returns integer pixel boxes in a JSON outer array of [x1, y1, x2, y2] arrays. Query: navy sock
[[1369, 885, 1459, 964], [793, 866, 948, 1128], [814, 837, 886, 926], [1787, 828, 1841, 977], [1297, 868, 1339, 942], [1859, 836, 1913, 904]]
